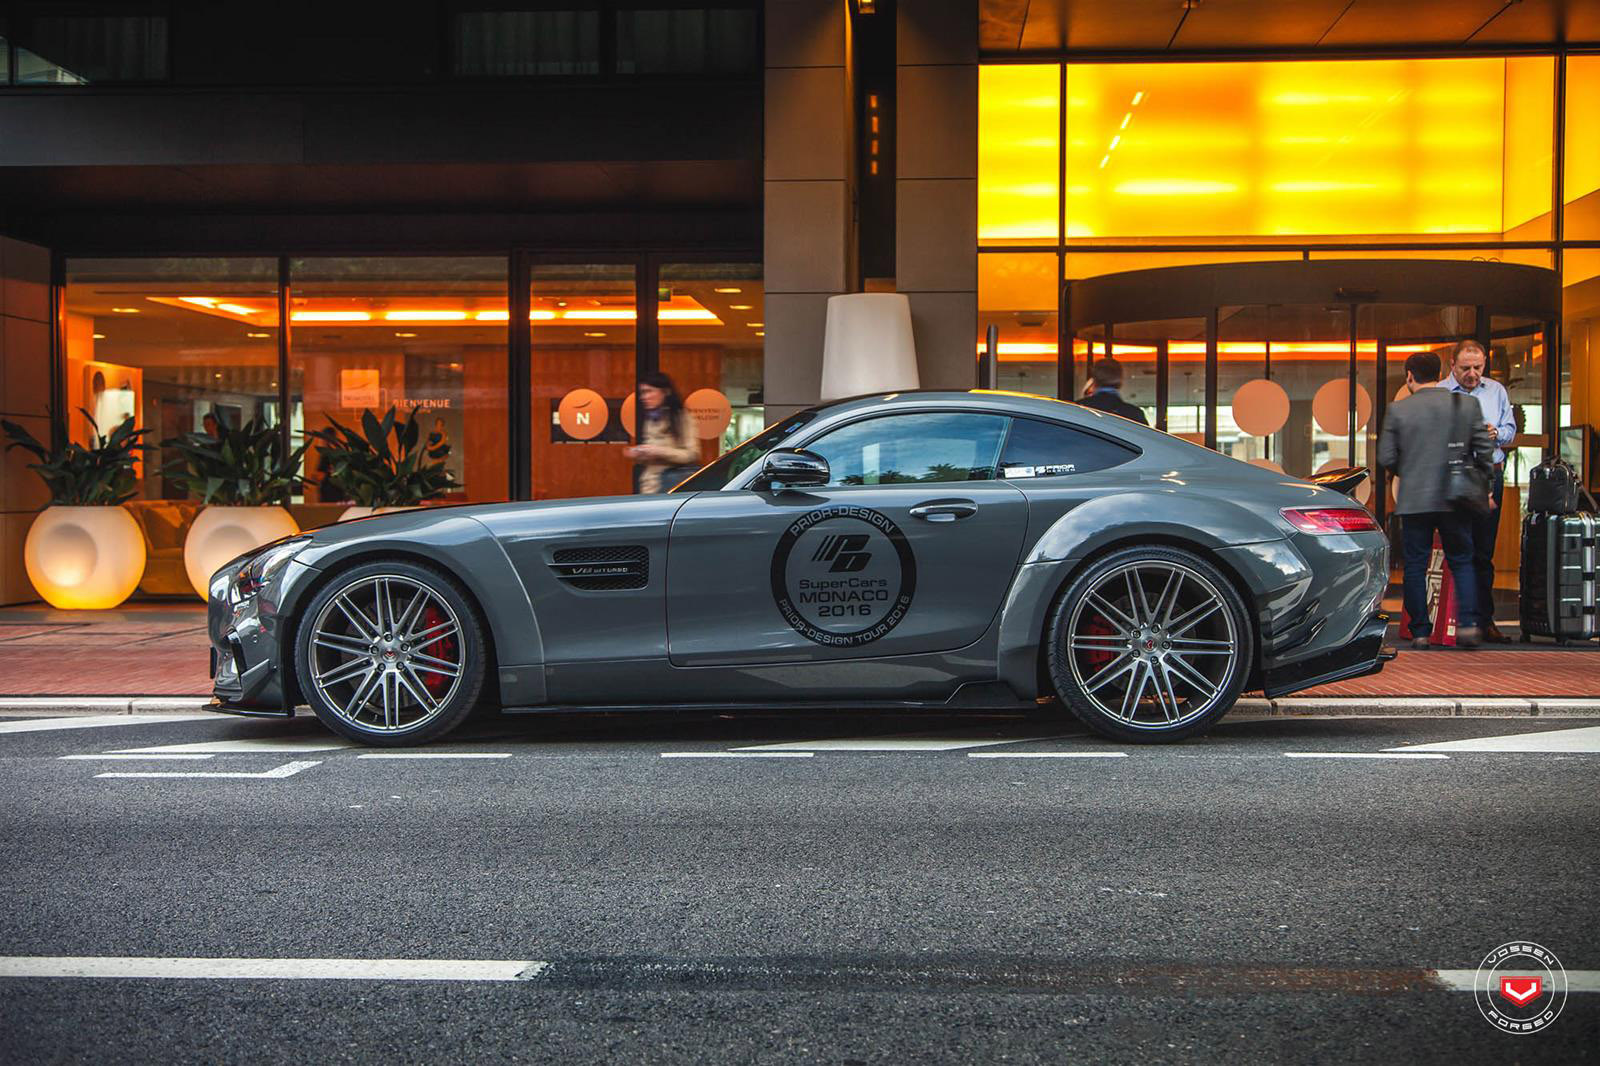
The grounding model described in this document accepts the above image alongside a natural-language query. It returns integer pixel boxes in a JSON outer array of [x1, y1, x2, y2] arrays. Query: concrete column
[[0, 236, 52, 605], [897, 0, 977, 390], [763, 0, 856, 425]]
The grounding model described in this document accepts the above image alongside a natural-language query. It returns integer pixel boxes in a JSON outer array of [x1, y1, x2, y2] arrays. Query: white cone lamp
[[820, 293, 919, 402]]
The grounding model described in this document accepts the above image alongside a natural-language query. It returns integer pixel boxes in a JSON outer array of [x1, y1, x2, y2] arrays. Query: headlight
[[232, 537, 311, 602]]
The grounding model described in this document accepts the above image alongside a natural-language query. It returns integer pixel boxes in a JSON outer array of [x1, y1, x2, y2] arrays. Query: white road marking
[[0, 714, 216, 735], [734, 734, 1060, 752], [660, 752, 814, 759], [110, 736, 350, 754], [356, 753, 512, 760], [0, 956, 548, 982], [1284, 752, 1449, 760], [96, 760, 322, 780], [1433, 969, 1600, 992], [1389, 724, 1600, 754], [967, 751, 1128, 759], [60, 753, 215, 761]]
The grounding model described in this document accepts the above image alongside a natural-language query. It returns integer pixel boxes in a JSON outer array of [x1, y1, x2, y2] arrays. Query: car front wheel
[[294, 560, 488, 746], [1046, 546, 1253, 743]]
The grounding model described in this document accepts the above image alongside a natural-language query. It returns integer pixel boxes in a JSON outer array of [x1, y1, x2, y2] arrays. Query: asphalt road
[[1, 709, 1596, 1064]]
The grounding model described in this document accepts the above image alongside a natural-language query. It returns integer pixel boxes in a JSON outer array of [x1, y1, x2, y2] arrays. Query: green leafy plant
[[307, 405, 458, 508], [1, 410, 146, 505], [162, 411, 306, 506]]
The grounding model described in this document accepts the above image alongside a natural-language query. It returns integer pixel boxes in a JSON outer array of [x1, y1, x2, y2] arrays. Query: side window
[[999, 418, 1137, 480], [804, 413, 1009, 487]]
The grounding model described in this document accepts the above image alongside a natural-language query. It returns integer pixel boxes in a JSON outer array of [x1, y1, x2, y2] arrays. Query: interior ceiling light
[[754, 331, 765, 337], [729, 304, 754, 311], [474, 310, 509, 322], [179, 297, 217, 308], [584, 331, 607, 338], [293, 311, 371, 322], [246, 332, 270, 339], [747, 322, 763, 328], [111, 307, 140, 313], [216, 303, 258, 316], [713, 287, 742, 294], [394, 332, 418, 338], [92, 333, 106, 339], [384, 310, 468, 322]]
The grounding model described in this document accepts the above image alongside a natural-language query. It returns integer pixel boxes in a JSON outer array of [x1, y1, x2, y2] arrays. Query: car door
[[666, 410, 1030, 666]]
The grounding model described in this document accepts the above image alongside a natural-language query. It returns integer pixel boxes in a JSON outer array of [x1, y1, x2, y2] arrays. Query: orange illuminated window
[[980, 57, 1557, 245], [979, 65, 1059, 245]]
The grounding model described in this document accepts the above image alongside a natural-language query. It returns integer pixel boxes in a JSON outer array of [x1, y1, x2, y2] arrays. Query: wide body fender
[[279, 511, 545, 704], [995, 489, 1314, 698]]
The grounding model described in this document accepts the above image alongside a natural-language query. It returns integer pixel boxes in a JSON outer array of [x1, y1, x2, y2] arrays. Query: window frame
[[996, 414, 1141, 481], [782, 409, 1016, 490]]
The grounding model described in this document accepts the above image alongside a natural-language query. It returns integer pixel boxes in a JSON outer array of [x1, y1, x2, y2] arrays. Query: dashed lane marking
[[968, 751, 1127, 759], [0, 956, 547, 982], [1388, 724, 1600, 754], [109, 737, 351, 755], [732, 734, 1068, 753], [95, 760, 322, 780], [357, 753, 512, 760], [61, 753, 214, 761], [661, 752, 814, 759], [1283, 752, 1449, 760], [0, 714, 217, 735]]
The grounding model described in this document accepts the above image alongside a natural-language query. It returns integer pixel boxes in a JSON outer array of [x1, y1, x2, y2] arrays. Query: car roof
[[805, 389, 1170, 444]]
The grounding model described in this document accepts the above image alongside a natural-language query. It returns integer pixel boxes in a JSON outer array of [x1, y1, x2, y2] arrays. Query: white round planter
[[184, 505, 300, 600], [338, 505, 412, 522], [24, 505, 147, 609]]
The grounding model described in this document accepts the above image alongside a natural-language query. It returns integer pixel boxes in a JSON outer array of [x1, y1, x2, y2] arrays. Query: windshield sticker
[[770, 505, 917, 647]]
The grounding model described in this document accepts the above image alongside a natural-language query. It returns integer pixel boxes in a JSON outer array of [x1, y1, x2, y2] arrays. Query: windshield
[[672, 410, 820, 492]]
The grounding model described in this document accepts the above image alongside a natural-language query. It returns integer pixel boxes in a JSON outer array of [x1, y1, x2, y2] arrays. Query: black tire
[[1045, 545, 1253, 743], [293, 559, 489, 746]]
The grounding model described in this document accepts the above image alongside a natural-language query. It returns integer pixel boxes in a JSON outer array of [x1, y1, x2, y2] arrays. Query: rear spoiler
[[1307, 466, 1369, 498]]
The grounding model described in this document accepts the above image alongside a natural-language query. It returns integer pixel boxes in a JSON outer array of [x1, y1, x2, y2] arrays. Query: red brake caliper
[[417, 605, 458, 696], [1080, 613, 1117, 671]]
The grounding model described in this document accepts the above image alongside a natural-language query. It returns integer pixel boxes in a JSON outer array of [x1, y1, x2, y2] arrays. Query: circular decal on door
[[770, 506, 917, 647]]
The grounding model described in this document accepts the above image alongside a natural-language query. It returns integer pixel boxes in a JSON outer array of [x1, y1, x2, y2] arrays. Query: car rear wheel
[[1046, 546, 1252, 743], [294, 560, 487, 746]]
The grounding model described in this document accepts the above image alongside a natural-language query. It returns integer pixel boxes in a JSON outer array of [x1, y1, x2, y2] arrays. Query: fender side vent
[[550, 545, 649, 590]]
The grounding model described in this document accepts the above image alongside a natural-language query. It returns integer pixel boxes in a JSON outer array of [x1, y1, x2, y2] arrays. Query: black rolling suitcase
[[1520, 511, 1599, 643]]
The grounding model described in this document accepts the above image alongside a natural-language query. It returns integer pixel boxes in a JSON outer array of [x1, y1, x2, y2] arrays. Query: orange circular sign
[[683, 388, 732, 440], [619, 391, 637, 438], [557, 388, 608, 440]]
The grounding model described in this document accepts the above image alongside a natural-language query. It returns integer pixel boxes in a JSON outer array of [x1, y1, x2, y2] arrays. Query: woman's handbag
[[1445, 393, 1492, 517]]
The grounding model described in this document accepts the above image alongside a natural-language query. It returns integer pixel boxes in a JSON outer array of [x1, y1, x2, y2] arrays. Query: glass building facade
[[978, 53, 1600, 534]]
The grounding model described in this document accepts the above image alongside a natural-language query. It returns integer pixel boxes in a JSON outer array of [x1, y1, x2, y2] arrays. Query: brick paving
[[0, 604, 1593, 699]]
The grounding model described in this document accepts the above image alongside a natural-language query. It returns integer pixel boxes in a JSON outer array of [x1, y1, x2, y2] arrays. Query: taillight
[[1281, 507, 1381, 534]]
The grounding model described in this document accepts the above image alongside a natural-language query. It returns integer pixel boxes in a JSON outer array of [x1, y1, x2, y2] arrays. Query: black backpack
[[1527, 457, 1584, 514]]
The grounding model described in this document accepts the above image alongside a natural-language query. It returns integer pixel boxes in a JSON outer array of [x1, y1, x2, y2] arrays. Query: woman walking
[[625, 371, 700, 494]]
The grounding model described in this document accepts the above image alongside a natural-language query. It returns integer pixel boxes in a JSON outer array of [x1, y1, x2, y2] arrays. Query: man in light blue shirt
[[1444, 339, 1516, 641]]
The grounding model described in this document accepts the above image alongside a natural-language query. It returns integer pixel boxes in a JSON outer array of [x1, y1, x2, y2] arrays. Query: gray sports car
[[207, 390, 1391, 745]]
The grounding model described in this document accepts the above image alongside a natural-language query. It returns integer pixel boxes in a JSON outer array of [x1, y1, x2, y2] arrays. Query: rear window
[[998, 418, 1137, 480]]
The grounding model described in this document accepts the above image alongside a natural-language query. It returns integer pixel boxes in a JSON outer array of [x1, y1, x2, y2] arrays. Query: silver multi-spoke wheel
[[306, 574, 465, 733], [1062, 558, 1241, 733]]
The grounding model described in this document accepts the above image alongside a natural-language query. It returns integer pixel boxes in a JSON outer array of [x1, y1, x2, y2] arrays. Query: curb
[[0, 696, 1597, 718], [1232, 697, 1600, 718]]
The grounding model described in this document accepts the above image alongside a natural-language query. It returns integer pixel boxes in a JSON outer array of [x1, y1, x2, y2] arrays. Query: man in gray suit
[[1378, 350, 1495, 649]]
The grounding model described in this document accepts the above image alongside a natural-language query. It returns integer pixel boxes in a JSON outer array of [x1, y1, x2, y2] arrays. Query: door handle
[[909, 499, 978, 522]]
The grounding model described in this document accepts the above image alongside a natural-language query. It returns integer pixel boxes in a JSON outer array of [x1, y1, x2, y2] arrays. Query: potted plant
[[163, 412, 307, 599], [307, 406, 459, 521], [1, 412, 149, 609]]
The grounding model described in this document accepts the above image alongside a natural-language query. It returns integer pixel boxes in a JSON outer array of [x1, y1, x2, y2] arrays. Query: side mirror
[[760, 449, 830, 489]]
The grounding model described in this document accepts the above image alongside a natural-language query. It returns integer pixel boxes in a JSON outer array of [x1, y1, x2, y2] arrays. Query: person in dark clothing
[[1377, 350, 1495, 650], [1076, 358, 1148, 425]]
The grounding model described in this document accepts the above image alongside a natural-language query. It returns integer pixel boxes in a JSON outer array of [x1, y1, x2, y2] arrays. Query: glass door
[[529, 262, 639, 500]]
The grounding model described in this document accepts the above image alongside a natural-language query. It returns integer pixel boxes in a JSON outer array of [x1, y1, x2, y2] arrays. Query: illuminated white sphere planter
[[24, 506, 147, 609], [183, 505, 300, 600]]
